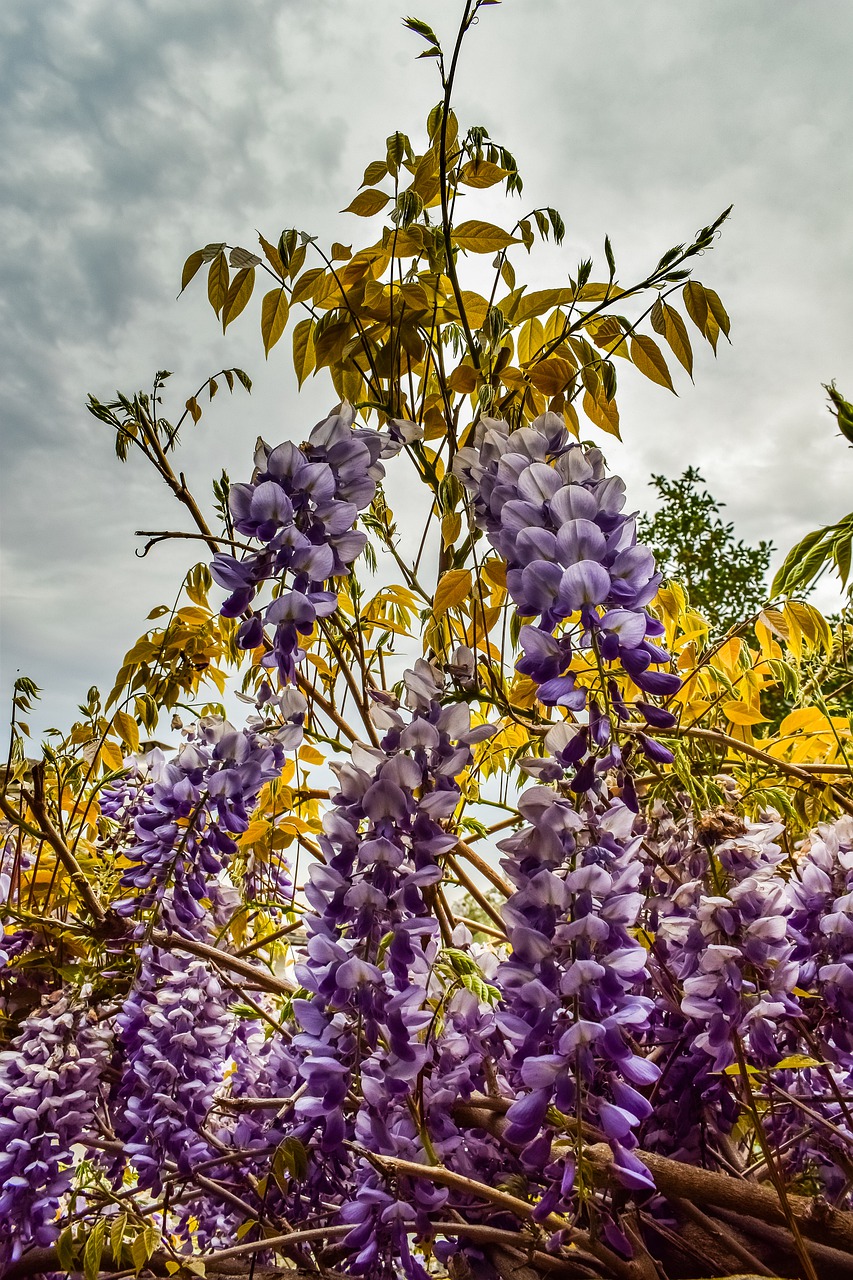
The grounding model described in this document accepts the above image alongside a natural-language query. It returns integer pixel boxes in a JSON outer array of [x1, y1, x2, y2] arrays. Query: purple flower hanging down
[[0, 991, 111, 1270], [453, 412, 680, 775], [211, 404, 416, 684]]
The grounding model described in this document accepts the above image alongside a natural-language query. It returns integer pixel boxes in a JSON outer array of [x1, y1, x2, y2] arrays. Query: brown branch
[[150, 930, 295, 998], [453, 836, 513, 897], [0, 780, 108, 925], [584, 1141, 853, 1255]]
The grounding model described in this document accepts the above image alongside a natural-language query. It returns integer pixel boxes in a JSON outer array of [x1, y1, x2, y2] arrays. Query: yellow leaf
[[100, 739, 125, 772], [482, 559, 506, 590], [528, 357, 575, 395], [114, 710, 139, 753], [261, 288, 289, 356], [207, 252, 229, 317], [446, 363, 479, 394], [452, 220, 519, 254], [342, 188, 391, 216], [298, 744, 325, 765], [662, 303, 693, 377], [240, 819, 271, 848], [180, 249, 204, 293], [517, 317, 545, 367], [722, 700, 767, 726], [290, 267, 324, 305], [773, 1054, 823, 1071], [779, 707, 828, 737], [222, 266, 255, 331], [630, 334, 675, 392], [330, 242, 352, 261], [683, 280, 709, 335], [257, 233, 284, 275], [292, 319, 316, 388], [784, 599, 832, 652], [434, 568, 472, 617], [442, 511, 462, 548], [459, 159, 508, 189], [582, 388, 621, 439]]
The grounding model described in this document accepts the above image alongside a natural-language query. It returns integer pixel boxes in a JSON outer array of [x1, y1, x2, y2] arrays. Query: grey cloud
[[2, 0, 852, 736]]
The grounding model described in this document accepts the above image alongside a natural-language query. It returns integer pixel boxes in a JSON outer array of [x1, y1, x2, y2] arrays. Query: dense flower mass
[[211, 405, 415, 684], [112, 944, 234, 1195], [0, 992, 110, 1270]]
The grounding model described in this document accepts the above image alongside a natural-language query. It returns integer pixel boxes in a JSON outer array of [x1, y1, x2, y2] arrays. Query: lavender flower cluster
[[0, 991, 110, 1271], [454, 413, 680, 776], [211, 405, 415, 684], [114, 716, 286, 926]]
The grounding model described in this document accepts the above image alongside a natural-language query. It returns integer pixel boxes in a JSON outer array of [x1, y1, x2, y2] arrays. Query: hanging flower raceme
[[211, 404, 416, 684], [0, 991, 111, 1270], [114, 715, 286, 927], [227, 657, 494, 1276], [495, 779, 659, 1231], [453, 413, 680, 776], [111, 942, 234, 1195]]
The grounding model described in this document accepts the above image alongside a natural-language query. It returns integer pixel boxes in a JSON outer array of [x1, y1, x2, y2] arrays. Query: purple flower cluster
[[115, 716, 285, 926], [454, 413, 679, 766], [496, 785, 658, 1208], [112, 943, 234, 1194], [211, 405, 411, 684], [0, 991, 110, 1270]]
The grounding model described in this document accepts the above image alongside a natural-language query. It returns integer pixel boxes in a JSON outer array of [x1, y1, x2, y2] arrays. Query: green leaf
[[342, 188, 391, 217], [207, 252, 229, 318], [180, 249, 204, 294], [292, 318, 316, 388], [403, 15, 440, 44], [630, 334, 675, 392], [261, 287, 289, 357], [110, 1213, 128, 1266], [452, 220, 520, 254], [222, 266, 256, 331], [84, 1220, 106, 1280], [57, 1227, 76, 1273]]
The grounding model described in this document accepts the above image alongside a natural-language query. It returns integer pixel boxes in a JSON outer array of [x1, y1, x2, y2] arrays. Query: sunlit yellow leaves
[[291, 268, 324, 305], [722, 701, 768, 726], [261, 288, 289, 356], [433, 568, 472, 617], [298, 744, 325, 766], [442, 511, 462, 547], [630, 334, 675, 392], [452, 220, 519, 253], [342, 188, 391, 217]]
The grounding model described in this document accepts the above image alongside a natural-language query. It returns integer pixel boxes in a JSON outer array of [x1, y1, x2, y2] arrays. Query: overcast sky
[[1, 0, 852, 739]]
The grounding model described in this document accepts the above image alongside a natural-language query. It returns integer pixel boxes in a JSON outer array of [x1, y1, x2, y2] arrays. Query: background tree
[[638, 466, 772, 634]]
